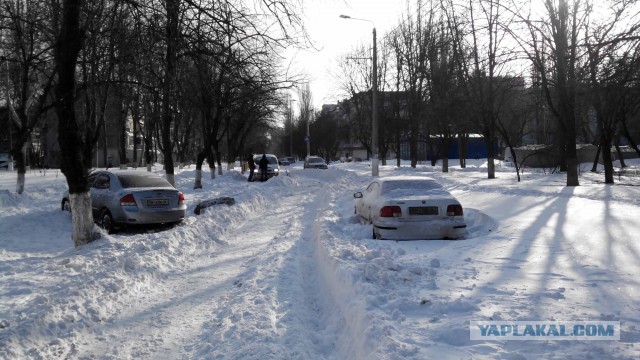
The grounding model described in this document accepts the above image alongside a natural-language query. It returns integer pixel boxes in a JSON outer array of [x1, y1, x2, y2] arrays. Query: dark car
[[61, 170, 186, 234], [0, 153, 12, 170], [252, 154, 280, 180], [303, 156, 328, 169]]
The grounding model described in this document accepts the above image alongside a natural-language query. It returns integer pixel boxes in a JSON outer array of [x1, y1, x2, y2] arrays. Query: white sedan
[[353, 176, 467, 240]]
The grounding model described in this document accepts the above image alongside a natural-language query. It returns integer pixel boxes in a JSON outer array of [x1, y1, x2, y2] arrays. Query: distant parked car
[[61, 170, 186, 234], [353, 176, 466, 240], [285, 156, 296, 164], [253, 154, 280, 180], [0, 153, 12, 170], [278, 158, 291, 166], [303, 156, 328, 169]]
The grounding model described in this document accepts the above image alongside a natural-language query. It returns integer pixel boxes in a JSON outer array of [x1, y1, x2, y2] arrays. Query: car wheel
[[100, 210, 117, 234], [61, 199, 71, 212]]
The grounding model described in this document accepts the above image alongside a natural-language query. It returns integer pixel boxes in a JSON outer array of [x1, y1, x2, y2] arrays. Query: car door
[[91, 173, 111, 217], [361, 181, 380, 222]]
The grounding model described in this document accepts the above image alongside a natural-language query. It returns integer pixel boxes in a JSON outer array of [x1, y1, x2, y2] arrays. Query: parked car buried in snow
[[353, 176, 466, 240], [303, 156, 328, 169], [252, 154, 280, 180], [61, 170, 186, 234]]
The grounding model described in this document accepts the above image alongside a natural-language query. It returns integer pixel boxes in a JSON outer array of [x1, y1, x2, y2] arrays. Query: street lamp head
[[339, 14, 351, 19]]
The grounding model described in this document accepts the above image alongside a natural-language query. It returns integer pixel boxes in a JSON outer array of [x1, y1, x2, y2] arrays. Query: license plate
[[147, 199, 169, 206], [409, 206, 438, 215]]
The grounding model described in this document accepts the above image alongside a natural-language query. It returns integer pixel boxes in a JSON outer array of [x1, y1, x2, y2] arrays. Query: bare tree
[[54, 0, 99, 246], [393, 4, 435, 168], [512, 0, 587, 186], [584, 0, 640, 183], [1, 0, 56, 193], [333, 45, 374, 158]]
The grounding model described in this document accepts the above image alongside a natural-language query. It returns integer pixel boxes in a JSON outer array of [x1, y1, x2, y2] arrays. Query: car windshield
[[254, 156, 278, 164], [117, 174, 172, 188], [381, 179, 442, 195], [308, 158, 324, 163]]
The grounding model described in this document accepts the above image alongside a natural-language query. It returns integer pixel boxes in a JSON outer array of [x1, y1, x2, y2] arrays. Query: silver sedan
[[61, 170, 186, 234], [354, 176, 467, 240]]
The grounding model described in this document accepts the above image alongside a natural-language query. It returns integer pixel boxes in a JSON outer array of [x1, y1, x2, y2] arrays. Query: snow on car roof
[[378, 176, 449, 196]]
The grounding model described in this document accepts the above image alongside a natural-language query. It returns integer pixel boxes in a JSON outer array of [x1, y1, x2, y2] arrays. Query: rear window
[[117, 174, 171, 188], [308, 157, 324, 163], [381, 179, 442, 194], [255, 156, 278, 164]]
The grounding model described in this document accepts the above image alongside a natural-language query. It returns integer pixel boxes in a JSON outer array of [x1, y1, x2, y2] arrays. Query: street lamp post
[[300, 108, 312, 159], [340, 15, 378, 177], [289, 97, 296, 158], [306, 111, 310, 158]]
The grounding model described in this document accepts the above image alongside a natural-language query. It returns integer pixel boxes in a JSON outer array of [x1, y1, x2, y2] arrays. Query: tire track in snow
[[191, 177, 350, 359]]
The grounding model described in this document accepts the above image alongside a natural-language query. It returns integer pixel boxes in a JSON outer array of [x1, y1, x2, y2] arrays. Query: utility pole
[[306, 110, 310, 158], [289, 97, 296, 158], [371, 27, 378, 176]]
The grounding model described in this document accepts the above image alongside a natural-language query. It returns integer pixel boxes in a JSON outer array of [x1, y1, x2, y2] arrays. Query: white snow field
[[1, 159, 640, 359]]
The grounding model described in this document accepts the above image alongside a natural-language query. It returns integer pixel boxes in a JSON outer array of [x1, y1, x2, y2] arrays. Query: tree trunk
[[591, 144, 601, 173], [12, 148, 26, 194], [410, 126, 418, 168], [614, 136, 627, 168], [161, 0, 179, 186], [619, 116, 640, 158], [70, 193, 98, 244], [396, 130, 401, 167], [17, 172, 25, 194], [208, 148, 216, 180], [459, 134, 467, 168], [102, 118, 108, 168], [195, 169, 203, 188], [601, 138, 614, 184], [55, 0, 97, 246], [598, 122, 614, 184], [118, 104, 127, 168], [508, 146, 521, 182], [426, 137, 436, 167], [565, 139, 580, 186], [194, 149, 207, 189], [442, 138, 449, 173], [485, 130, 496, 179]]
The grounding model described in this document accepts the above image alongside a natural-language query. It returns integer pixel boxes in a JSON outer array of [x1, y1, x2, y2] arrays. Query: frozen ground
[[1, 159, 639, 359]]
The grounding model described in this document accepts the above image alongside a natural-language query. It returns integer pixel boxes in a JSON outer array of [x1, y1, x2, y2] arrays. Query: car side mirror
[[354, 192, 363, 198]]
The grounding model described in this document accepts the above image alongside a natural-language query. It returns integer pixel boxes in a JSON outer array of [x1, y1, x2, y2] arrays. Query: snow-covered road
[[69, 171, 354, 359]]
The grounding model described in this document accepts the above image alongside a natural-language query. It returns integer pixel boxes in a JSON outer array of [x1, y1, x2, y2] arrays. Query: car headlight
[[274, 168, 279, 172]]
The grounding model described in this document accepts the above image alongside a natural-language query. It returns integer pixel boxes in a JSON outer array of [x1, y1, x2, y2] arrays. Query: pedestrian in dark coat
[[247, 153, 256, 182], [259, 154, 269, 181]]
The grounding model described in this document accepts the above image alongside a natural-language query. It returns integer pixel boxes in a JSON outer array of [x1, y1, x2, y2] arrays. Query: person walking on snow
[[247, 153, 256, 182], [259, 154, 269, 181]]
